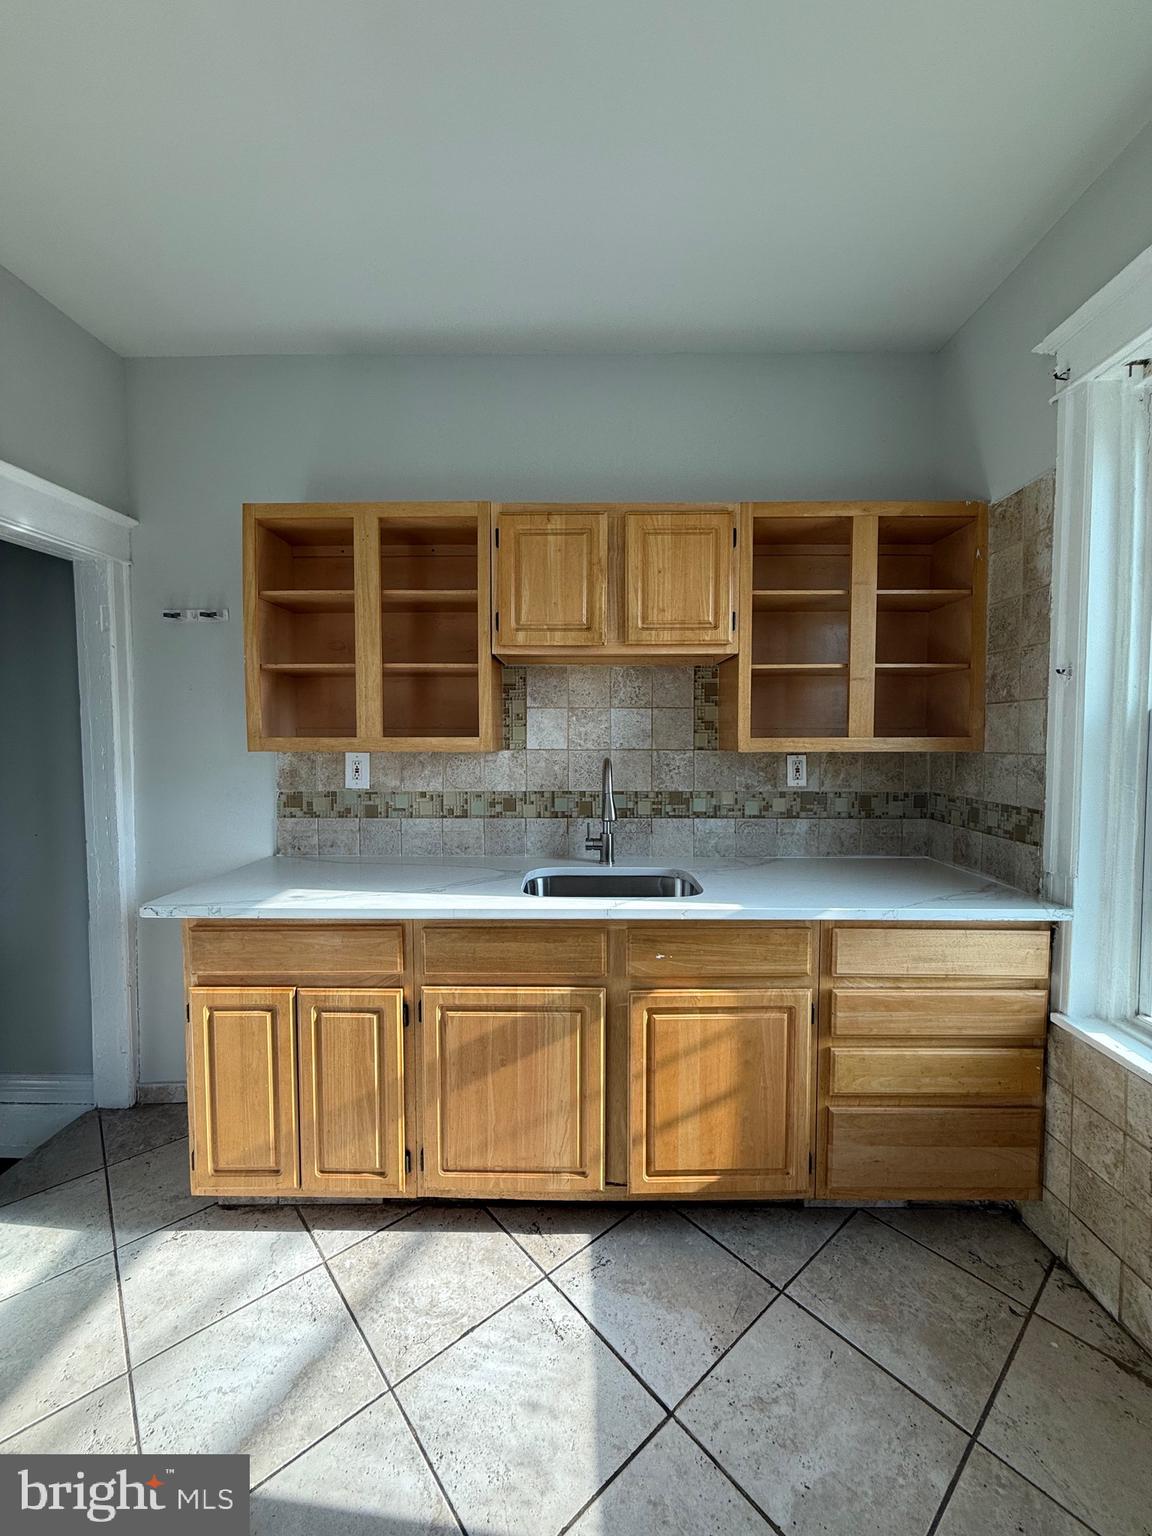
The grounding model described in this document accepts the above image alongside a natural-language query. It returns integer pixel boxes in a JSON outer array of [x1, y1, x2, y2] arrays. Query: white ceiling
[[2, 1, 1151, 357]]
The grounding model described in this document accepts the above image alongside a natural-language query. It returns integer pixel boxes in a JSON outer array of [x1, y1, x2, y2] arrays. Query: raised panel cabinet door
[[495, 512, 607, 648], [624, 511, 735, 647], [297, 989, 405, 1196], [630, 988, 813, 1197], [187, 987, 298, 1196], [420, 986, 605, 1196]]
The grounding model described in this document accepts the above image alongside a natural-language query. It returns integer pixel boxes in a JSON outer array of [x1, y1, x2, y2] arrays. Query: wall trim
[[0, 1076, 95, 1158], [0, 1073, 96, 1104], [136, 1082, 188, 1105], [1036, 241, 1152, 389], [0, 455, 139, 1108]]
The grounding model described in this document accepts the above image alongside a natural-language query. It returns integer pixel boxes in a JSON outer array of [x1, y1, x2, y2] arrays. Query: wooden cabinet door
[[495, 512, 607, 648], [187, 987, 298, 1196], [630, 988, 813, 1196], [420, 986, 605, 1195], [297, 989, 406, 1196], [624, 511, 735, 647]]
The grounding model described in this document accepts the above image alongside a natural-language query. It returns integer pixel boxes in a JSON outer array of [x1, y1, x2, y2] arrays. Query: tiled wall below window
[[1021, 1023, 1152, 1354]]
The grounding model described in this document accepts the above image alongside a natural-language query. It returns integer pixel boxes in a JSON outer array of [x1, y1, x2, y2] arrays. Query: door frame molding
[[0, 457, 139, 1107]]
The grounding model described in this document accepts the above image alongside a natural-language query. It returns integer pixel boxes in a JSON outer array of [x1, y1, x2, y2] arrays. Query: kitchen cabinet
[[187, 986, 299, 1195], [297, 988, 405, 1196], [179, 918, 1049, 1204], [244, 502, 500, 751], [419, 986, 606, 1196], [629, 988, 812, 1196], [492, 503, 738, 661], [718, 500, 987, 750]]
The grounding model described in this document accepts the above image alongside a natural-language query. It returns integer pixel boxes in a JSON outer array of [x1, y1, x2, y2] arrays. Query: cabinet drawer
[[831, 927, 1050, 980], [829, 1046, 1043, 1100], [420, 924, 608, 979], [626, 924, 812, 978], [831, 988, 1048, 1039], [824, 1106, 1042, 1198], [186, 923, 403, 980]]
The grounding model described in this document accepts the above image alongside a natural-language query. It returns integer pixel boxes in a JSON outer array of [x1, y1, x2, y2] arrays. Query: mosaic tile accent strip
[[693, 666, 719, 750]]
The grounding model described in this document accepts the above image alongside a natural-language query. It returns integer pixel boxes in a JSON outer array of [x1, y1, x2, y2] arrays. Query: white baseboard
[[136, 1082, 187, 1105], [0, 1074, 96, 1158]]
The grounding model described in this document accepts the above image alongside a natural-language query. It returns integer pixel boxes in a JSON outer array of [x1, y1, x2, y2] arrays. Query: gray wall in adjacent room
[[0, 541, 92, 1077], [127, 349, 958, 1081]]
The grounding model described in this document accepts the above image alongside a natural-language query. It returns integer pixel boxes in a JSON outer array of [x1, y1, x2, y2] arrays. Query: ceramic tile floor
[[1, 1110, 1151, 1536]]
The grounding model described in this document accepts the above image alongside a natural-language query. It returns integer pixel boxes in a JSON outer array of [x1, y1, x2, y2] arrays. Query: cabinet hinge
[[494, 527, 500, 548], [419, 1147, 425, 1172], [404, 1148, 411, 1174], [494, 610, 500, 631], [402, 999, 410, 1027], [418, 997, 423, 1023], [731, 611, 737, 632], [732, 526, 738, 547], [186, 1002, 190, 1023], [808, 1150, 814, 1174], [190, 1146, 196, 1170]]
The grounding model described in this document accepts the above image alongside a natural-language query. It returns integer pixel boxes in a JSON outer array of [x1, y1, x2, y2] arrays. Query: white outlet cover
[[787, 753, 807, 788], [344, 752, 371, 789]]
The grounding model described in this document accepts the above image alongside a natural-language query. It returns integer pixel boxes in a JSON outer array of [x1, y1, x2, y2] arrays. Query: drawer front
[[420, 924, 608, 979], [832, 927, 1050, 980], [186, 923, 403, 980], [626, 924, 812, 978], [831, 988, 1048, 1039], [824, 1106, 1042, 1198], [829, 1046, 1043, 1100]]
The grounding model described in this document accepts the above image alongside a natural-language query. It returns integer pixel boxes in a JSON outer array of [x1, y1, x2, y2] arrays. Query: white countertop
[[140, 855, 1071, 923]]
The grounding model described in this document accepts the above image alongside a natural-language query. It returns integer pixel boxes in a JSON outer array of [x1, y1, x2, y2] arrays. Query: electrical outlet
[[787, 753, 807, 788], [345, 752, 370, 789]]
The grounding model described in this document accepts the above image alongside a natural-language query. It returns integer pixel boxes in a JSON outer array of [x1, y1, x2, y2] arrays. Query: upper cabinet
[[244, 503, 501, 752], [493, 504, 738, 661], [718, 501, 986, 751]]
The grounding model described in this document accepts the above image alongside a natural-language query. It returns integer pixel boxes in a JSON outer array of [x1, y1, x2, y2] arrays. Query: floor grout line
[[301, 1217, 469, 1536], [922, 1253, 1090, 1536], [678, 1203, 853, 1291], [482, 1200, 635, 1275], [671, 1415, 789, 1536], [868, 1205, 1051, 1308], [96, 1114, 142, 1455], [0, 1121, 193, 1214], [554, 1415, 672, 1535], [247, 1386, 392, 1494]]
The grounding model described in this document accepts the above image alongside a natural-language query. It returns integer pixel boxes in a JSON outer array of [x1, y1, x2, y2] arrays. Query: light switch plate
[[345, 752, 370, 789], [787, 754, 807, 788]]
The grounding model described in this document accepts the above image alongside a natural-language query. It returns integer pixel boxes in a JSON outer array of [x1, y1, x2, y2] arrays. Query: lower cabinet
[[188, 985, 405, 1198], [824, 1106, 1044, 1199], [297, 989, 405, 1197], [419, 986, 606, 1196], [629, 988, 813, 1196], [188, 987, 299, 1196]]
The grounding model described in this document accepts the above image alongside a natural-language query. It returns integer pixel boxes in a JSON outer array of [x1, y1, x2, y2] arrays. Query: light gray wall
[[0, 542, 92, 1077], [128, 350, 959, 1081], [0, 263, 129, 509], [942, 120, 1152, 502]]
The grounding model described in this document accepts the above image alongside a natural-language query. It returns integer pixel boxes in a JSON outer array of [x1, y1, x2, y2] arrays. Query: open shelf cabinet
[[245, 503, 500, 750], [719, 501, 986, 751]]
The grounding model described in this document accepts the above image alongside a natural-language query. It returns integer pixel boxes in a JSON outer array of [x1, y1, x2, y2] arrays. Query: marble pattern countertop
[[140, 856, 1072, 923]]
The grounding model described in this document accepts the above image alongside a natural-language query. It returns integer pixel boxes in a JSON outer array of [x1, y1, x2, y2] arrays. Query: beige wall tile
[[1067, 1215, 1122, 1315], [1020, 1187, 1068, 1260], [1045, 1077, 1072, 1146], [1121, 1266, 1152, 1354], [1128, 1073, 1152, 1149], [1125, 1201, 1152, 1288], [1124, 1137, 1152, 1214], [1047, 1024, 1074, 1090], [1069, 1158, 1126, 1254], [1072, 1038, 1128, 1128], [1043, 1136, 1070, 1203], [1071, 1100, 1125, 1189]]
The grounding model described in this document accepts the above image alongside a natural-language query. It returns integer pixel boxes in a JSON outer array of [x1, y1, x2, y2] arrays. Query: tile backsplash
[[1021, 1024, 1152, 1355], [276, 474, 1053, 880]]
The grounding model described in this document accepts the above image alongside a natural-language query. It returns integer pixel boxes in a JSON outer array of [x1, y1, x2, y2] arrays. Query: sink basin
[[521, 866, 703, 898]]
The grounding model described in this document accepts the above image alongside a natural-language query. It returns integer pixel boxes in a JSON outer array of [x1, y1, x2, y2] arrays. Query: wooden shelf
[[382, 662, 479, 674], [259, 588, 354, 611], [877, 589, 971, 611], [381, 588, 479, 609], [751, 662, 847, 674], [753, 589, 849, 611], [875, 662, 969, 674], [260, 662, 356, 675]]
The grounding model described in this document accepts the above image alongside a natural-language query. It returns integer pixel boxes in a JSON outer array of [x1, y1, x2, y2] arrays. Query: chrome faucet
[[585, 756, 617, 865]]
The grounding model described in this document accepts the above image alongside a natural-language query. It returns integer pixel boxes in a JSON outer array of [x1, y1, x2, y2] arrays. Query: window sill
[[1050, 1012, 1152, 1086]]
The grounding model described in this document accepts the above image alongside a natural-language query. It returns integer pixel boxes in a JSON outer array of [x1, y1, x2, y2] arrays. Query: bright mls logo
[[0, 1456, 248, 1531]]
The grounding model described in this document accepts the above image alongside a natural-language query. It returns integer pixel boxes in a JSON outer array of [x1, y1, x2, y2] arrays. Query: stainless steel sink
[[521, 867, 703, 898]]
